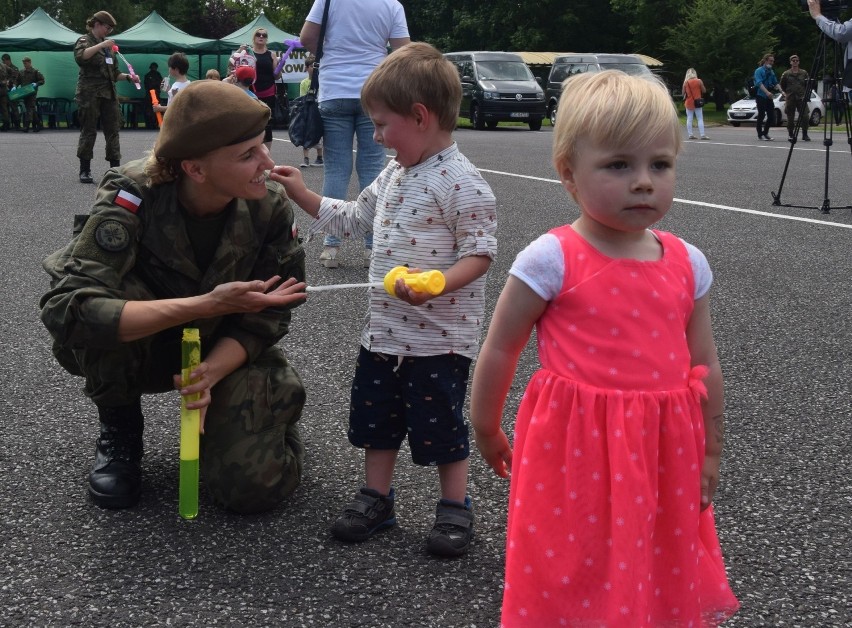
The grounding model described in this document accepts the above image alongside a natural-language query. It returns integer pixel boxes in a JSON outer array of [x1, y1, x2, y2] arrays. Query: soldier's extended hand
[[207, 276, 306, 315], [102, 39, 116, 50]]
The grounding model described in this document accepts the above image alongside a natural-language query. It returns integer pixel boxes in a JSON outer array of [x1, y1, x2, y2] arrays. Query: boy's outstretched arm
[[269, 165, 322, 217], [686, 294, 725, 511], [470, 276, 546, 478]]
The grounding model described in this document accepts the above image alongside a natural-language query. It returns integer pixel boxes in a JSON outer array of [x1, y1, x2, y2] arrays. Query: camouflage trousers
[[62, 329, 306, 514], [76, 94, 121, 162], [22, 94, 39, 128], [785, 93, 809, 135], [0, 89, 10, 124]]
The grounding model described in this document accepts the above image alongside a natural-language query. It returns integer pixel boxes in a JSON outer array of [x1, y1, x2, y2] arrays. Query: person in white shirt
[[299, 0, 410, 268], [153, 52, 191, 116]]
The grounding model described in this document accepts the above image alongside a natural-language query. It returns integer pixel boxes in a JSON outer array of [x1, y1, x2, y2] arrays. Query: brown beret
[[93, 11, 116, 27], [154, 80, 271, 160]]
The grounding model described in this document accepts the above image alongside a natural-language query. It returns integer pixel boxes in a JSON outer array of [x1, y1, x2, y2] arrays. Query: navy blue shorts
[[348, 347, 472, 466]]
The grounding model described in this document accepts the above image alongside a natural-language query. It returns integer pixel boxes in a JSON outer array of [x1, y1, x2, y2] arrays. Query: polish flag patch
[[114, 189, 142, 213]]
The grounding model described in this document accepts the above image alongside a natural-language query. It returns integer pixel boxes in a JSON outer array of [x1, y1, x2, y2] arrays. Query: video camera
[[799, 0, 849, 18]]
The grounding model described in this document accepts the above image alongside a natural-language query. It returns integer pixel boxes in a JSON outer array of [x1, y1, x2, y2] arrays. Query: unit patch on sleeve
[[94, 219, 130, 252]]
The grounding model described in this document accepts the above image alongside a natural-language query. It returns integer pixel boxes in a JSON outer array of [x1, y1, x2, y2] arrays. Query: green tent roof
[[113, 10, 227, 55], [0, 7, 82, 51], [219, 14, 298, 53]]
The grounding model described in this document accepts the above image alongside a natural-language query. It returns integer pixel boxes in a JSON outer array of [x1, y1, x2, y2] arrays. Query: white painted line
[[672, 198, 852, 229], [478, 169, 852, 230]]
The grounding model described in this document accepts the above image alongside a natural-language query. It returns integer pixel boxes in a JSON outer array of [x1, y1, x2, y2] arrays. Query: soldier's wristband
[[125, 74, 131, 83]]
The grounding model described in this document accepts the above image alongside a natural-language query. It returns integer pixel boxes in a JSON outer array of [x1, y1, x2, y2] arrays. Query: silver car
[[727, 90, 824, 127]]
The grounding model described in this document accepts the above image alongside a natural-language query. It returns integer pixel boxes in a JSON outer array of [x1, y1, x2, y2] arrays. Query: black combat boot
[[109, 159, 120, 168], [32, 120, 40, 133], [0, 121, 8, 132], [22, 118, 29, 133], [79, 159, 93, 184], [88, 401, 144, 509]]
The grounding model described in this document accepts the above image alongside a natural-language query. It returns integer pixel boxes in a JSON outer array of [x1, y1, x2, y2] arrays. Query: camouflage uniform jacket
[[780, 68, 810, 99], [40, 158, 306, 364], [17, 66, 45, 88], [2, 62, 18, 91], [74, 33, 120, 100], [0, 63, 7, 94]]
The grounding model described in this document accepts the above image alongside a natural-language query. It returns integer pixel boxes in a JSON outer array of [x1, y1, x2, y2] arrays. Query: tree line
[[0, 0, 839, 102]]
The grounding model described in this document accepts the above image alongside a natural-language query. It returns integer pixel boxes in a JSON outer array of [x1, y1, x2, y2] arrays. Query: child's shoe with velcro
[[426, 495, 474, 557], [331, 487, 396, 542]]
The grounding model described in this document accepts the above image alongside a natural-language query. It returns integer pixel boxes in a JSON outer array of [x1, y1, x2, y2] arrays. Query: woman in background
[[250, 28, 280, 153], [683, 67, 709, 140]]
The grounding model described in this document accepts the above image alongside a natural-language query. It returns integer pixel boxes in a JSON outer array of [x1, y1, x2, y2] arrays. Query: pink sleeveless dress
[[501, 226, 739, 627]]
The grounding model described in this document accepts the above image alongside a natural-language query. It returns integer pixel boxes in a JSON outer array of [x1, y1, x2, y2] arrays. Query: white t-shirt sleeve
[[508, 233, 713, 301], [509, 233, 564, 301], [681, 238, 713, 299]]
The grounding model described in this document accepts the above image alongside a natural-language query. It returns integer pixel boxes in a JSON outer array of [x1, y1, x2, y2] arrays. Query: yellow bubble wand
[[179, 328, 201, 520], [306, 266, 446, 296]]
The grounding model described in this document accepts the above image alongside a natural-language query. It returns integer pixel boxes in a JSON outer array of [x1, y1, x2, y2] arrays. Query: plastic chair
[[38, 98, 73, 129]]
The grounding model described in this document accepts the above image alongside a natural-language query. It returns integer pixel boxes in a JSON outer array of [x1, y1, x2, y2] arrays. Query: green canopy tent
[[218, 14, 298, 53], [0, 7, 82, 100], [0, 6, 81, 50], [113, 10, 228, 82]]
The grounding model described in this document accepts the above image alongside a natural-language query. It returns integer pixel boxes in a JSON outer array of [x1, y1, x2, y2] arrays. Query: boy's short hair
[[167, 52, 190, 75], [552, 70, 681, 173], [361, 42, 461, 132], [205, 68, 221, 80]]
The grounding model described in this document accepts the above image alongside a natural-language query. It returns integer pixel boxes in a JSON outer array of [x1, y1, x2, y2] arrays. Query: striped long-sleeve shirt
[[308, 143, 498, 358]]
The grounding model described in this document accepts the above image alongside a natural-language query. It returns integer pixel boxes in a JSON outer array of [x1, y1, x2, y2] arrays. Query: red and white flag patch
[[114, 189, 142, 213]]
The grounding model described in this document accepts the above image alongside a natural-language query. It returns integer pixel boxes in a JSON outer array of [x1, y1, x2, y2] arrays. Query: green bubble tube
[[179, 328, 201, 520]]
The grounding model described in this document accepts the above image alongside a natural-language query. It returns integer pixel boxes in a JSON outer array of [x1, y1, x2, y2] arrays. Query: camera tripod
[[771, 21, 852, 214]]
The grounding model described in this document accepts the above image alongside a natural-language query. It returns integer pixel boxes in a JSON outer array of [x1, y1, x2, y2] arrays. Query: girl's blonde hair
[[684, 67, 697, 81], [552, 70, 681, 174]]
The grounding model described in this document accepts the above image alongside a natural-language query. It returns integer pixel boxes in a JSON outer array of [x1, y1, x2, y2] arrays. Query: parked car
[[726, 90, 823, 127], [546, 53, 651, 126], [444, 51, 546, 131]]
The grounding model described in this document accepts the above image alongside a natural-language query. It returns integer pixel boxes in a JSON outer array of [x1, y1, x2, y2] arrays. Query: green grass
[[455, 116, 552, 130]]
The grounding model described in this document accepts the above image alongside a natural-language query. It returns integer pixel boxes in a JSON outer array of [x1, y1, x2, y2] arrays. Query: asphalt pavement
[[0, 121, 850, 627]]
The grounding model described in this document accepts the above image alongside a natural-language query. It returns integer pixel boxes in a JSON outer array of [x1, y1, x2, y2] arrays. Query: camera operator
[[808, 0, 852, 91]]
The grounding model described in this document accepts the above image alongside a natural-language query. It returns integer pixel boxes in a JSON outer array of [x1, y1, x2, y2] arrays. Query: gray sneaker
[[426, 496, 474, 557], [331, 488, 396, 542]]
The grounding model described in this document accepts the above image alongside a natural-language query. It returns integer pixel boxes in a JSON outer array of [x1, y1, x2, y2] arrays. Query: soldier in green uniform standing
[[17, 56, 46, 133], [0, 60, 9, 132], [1, 54, 21, 130], [780, 54, 812, 142], [40, 80, 309, 514], [74, 11, 137, 184]]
